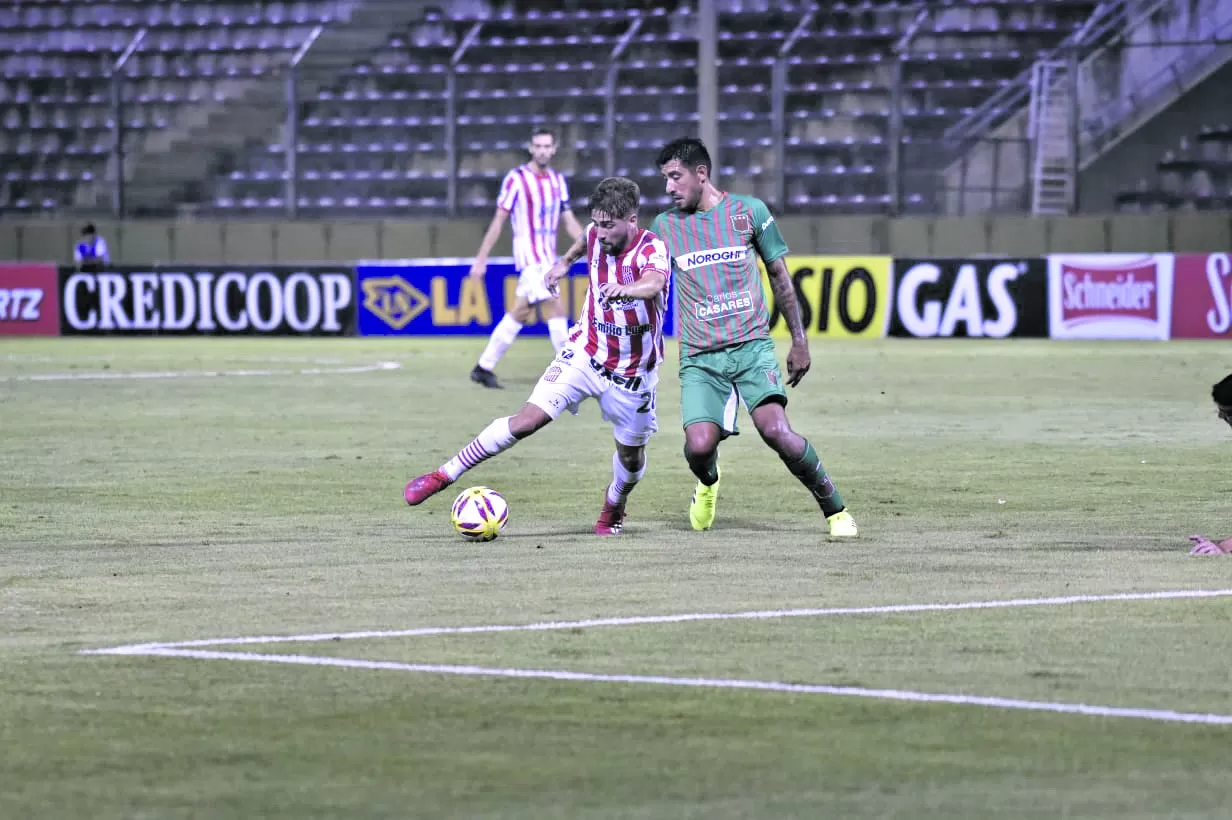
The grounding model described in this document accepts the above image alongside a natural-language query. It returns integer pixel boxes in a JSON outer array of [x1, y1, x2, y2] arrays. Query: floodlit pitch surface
[[3, 337, 1231, 819]]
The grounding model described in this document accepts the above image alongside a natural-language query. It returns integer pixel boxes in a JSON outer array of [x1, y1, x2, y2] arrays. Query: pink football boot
[[594, 495, 626, 536], [404, 471, 452, 506]]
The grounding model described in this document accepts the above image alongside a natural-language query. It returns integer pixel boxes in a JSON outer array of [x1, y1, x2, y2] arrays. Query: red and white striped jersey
[[496, 165, 571, 271], [569, 225, 671, 378]]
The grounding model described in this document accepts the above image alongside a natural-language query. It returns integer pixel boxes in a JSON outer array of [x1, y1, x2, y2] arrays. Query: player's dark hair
[[656, 137, 711, 173], [1213, 374, 1232, 406], [82, 223, 96, 235], [589, 177, 640, 219], [530, 127, 556, 144]]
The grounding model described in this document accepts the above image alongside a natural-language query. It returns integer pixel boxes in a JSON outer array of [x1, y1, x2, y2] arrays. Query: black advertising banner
[[58, 267, 356, 336], [889, 258, 1048, 338]]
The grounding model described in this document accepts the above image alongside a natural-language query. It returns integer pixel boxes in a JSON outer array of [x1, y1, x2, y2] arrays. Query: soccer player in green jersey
[[650, 137, 857, 538]]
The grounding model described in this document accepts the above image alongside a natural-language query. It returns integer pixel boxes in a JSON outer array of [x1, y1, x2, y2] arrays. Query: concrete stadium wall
[[3, 212, 1230, 266]]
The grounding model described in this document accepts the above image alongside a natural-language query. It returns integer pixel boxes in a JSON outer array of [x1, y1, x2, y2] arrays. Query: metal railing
[[63, 5, 1232, 220], [108, 26, 147, 217]]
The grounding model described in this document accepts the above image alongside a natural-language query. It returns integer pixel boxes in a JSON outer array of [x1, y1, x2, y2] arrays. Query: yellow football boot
[[689, 464, 720, 531], [826, 510, 858, 537]]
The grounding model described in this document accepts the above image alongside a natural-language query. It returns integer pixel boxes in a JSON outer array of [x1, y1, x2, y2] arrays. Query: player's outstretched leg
[[750, 401, 857, 538], [683, 422, 722, 531], [405, 404, 551, 505], [595, 445, 646, 536]]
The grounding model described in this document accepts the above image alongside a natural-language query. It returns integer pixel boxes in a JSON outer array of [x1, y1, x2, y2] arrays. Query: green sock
[[686, 445, 719, 486], [781, 440, 845, 517]]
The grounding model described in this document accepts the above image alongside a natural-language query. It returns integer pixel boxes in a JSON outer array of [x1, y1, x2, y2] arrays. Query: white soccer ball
[[450, 486, 509, 542]]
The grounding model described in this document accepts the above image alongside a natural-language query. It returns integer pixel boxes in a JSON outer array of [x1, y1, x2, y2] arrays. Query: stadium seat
[[3, 0, 1100, 216], [1116, 124, 1232, 213]]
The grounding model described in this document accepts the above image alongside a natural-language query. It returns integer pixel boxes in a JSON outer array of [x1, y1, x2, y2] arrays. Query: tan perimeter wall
[[2, 212, 1231, 266]]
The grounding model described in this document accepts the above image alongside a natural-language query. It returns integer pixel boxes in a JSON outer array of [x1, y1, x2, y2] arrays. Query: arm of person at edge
[[544, 231, 587, 294], [1189, 535, 1232, 555], [468, 207, 509, 279]]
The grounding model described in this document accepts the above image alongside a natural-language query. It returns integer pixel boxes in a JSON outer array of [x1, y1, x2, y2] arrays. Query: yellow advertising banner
[[759, 256, 894, 338]]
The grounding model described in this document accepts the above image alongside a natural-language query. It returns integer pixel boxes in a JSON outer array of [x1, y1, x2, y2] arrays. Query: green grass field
[[3, 336, 1231, 819]]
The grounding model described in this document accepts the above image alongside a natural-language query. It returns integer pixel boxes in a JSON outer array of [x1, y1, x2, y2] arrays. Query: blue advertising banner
[[356, 257, 676, 337]]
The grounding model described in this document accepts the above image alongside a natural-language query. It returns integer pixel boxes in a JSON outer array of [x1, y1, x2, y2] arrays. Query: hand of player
[[1189, 535, 1227, 555], [598, 282, 628, 301], [544, 260, 569, 297], [785, 340, 810, 388], [468, 259, 487, 280]]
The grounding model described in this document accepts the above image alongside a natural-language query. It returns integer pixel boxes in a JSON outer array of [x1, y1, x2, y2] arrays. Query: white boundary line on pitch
[[80, 588, 1232, 727], [106, 648, 1232, 726], [1, 361, 401, 382], [83, 588, 1232, 654]]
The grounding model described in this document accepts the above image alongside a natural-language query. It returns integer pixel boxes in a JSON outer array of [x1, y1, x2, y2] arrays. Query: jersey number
[[636, 392, 655, 414]]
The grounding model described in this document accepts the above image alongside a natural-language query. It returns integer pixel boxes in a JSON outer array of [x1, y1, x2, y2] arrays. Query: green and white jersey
[[651, 193, 789, 356]]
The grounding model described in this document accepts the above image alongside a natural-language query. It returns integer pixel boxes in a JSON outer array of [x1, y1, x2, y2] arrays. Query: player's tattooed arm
[[766, 258, 806, 344], [765, 257, 811, 387]]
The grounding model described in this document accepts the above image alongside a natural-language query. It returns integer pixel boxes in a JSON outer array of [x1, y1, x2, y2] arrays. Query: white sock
[[606, 450, 646, 505], [547, 316, 570, 353], [441, 417, 517, 481], [477, 315, 523, 371]]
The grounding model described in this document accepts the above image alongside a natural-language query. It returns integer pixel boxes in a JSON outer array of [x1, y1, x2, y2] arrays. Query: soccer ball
[[450, 486, 509, 542]]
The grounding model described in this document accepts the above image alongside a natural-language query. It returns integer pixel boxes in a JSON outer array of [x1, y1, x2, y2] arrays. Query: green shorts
[[679, 338, 788, 436]]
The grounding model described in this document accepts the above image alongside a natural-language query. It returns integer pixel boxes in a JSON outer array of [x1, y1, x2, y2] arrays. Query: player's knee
[[683, 431, 717, 462], [616, 446, 645, 473], [755, 414, 796, 453], [509, 403, 552, 438]]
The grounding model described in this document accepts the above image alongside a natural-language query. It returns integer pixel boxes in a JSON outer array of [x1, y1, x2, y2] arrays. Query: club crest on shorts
[[766, 369, 778, 385], [730, 212, 752, 233], [543, 366, 562, 383]]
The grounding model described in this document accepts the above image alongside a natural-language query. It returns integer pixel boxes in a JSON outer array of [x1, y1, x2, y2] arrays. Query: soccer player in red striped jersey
[[405, 178, 669, 535], [467, 128, 584, 389], [652, 137, 857, 538]]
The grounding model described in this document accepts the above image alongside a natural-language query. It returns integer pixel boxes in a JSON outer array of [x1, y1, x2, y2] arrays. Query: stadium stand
[[1115, 124, 1232, 212], [7, 0, 1189, 218], [211, 0, 1102, 216], [0, 1, 353, 213]]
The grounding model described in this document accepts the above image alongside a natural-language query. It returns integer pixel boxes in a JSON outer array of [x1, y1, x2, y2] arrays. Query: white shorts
[[515, 260, 557, 305], [527, 345, 659, 447]]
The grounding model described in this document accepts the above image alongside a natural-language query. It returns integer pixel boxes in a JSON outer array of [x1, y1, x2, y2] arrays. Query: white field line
[[2, 361, 401, 382], [82, 588, 1232, 655], [119, 647, 1232, 727], [80, 589, 1232, 726]]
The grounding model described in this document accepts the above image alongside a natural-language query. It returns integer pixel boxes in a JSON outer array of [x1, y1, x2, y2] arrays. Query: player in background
[[1213, 373, 1232, 430], [651, 137, 857, 538], [467, 128, 584, 389], [406, 177, 670, 536], [1187, 374, 1232, 555]]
